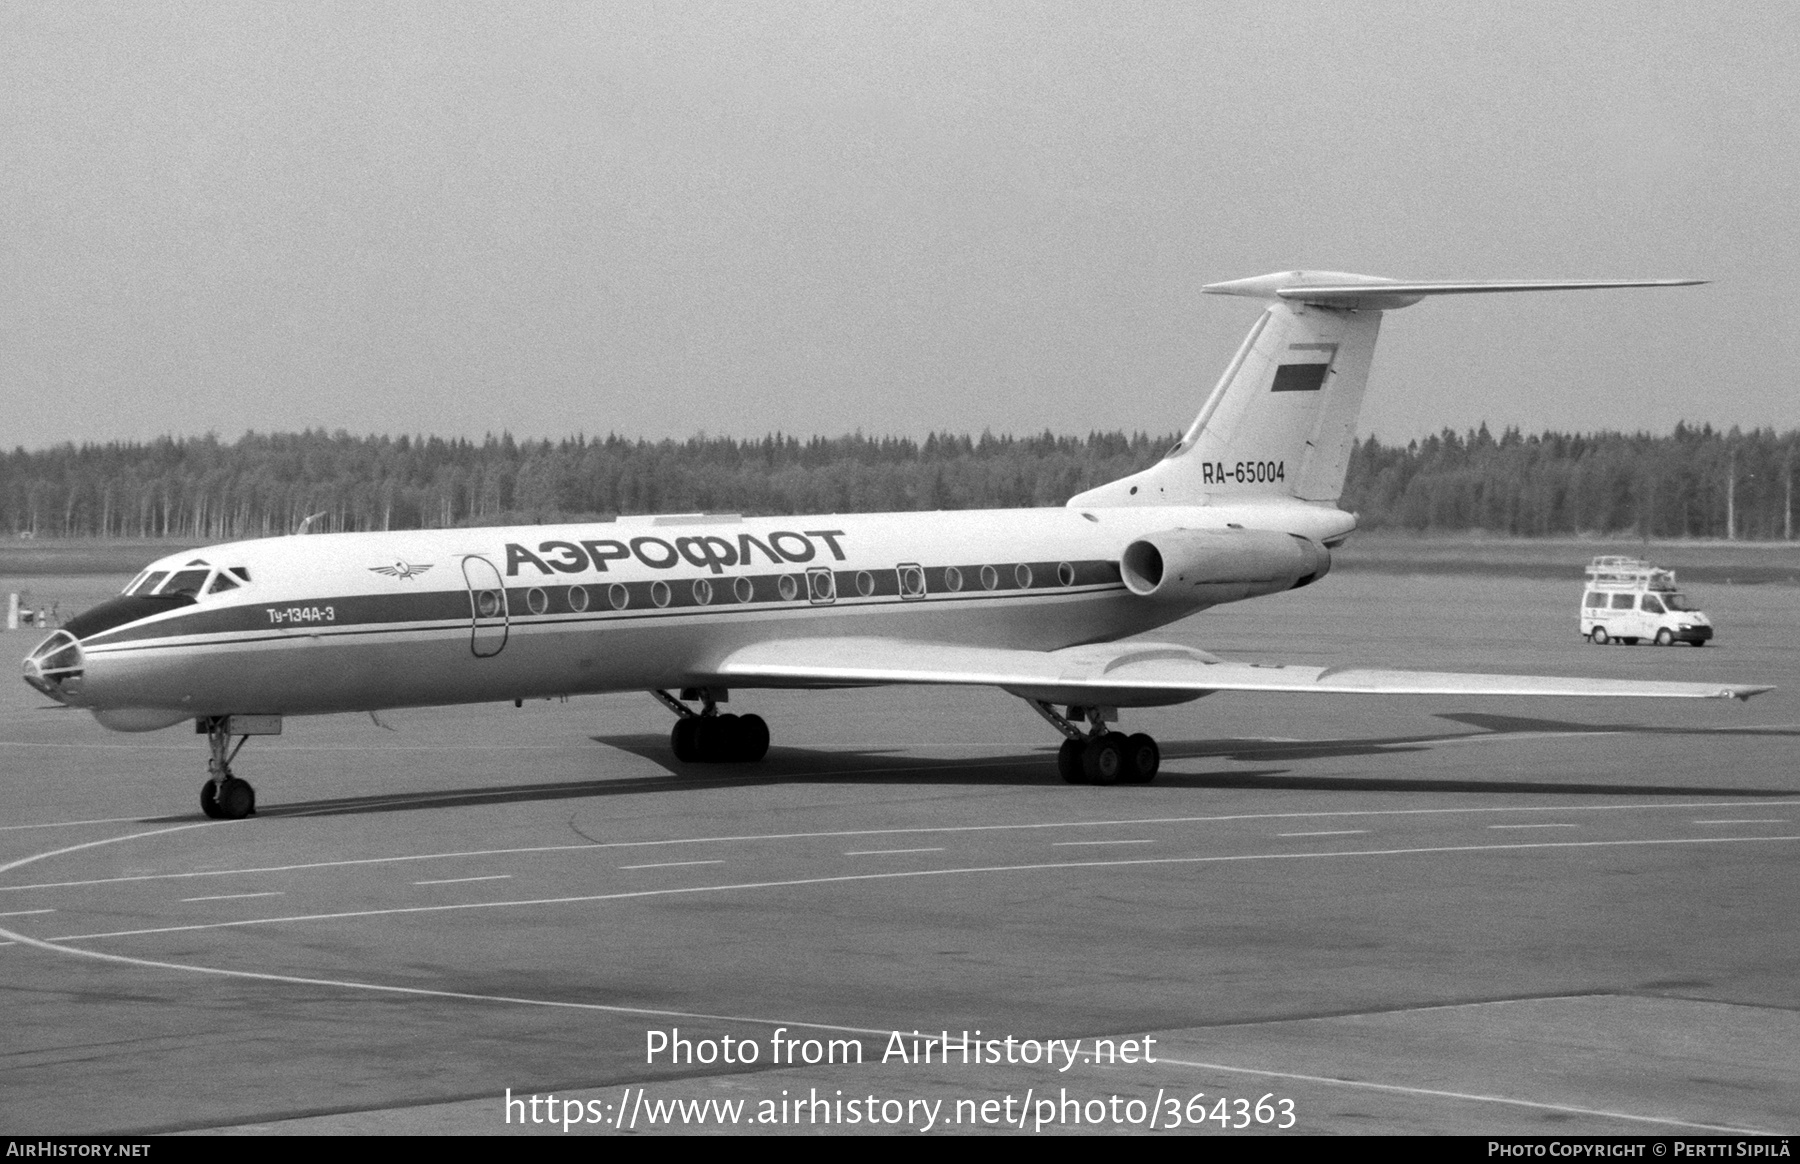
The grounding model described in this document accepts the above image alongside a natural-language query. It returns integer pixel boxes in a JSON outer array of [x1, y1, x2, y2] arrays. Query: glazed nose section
[[22, 630, 84, 703]]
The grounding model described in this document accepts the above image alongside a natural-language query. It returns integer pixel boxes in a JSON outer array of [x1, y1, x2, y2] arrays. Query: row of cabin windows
[[1584, 591, 1667, 614], [487, 561, 1085, 617]]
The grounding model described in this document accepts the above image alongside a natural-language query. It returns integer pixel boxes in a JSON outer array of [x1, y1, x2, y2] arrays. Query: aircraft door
[[461, 555, 510, 657]]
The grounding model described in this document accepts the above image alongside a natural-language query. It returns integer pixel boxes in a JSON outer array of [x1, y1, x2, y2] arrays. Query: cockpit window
[[131, 571, 169, 596], [123, 570, 150, 595], [229, 566, 251, 582], [207, 572, 239, 594], [156, 569, 212, 598]]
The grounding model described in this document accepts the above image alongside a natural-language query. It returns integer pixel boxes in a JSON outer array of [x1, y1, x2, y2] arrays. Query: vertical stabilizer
[[1071, 290, 1381, 507], [1070, 270, 1703, 510]]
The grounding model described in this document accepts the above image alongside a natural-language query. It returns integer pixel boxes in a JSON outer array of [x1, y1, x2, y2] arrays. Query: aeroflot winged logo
[[502, 529, 848, 577], [370, 561, 434, 580]]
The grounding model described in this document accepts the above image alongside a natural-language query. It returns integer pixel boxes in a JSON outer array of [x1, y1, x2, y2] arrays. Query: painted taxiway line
[[0, 821, 215, 880], [1277, 830, 1367, 837], [1692, 819, 1788, 825], [36, 834, 1800, 945], [181, 892, 283, 902], [1151, 1055, 1774, 1136], [1487, 823, 1579, 830], [0, 908, 56, 918], [619, 860, 725, 870], [413, 875, 513, 886], [1050, 839, 1155, 846], [0, 815, 180, 831], [0, 903, 1771, 1138], [0, 796, 1780, 1136], [7, 800, 1793, 894], [843, 848, 945, 856]]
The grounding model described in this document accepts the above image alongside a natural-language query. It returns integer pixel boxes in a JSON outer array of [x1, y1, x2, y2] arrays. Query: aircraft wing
[[704, 638, 1771, 706]]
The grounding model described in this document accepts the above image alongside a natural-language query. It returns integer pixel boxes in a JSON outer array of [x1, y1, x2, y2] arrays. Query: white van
[[1580, 557, 1712, 646]]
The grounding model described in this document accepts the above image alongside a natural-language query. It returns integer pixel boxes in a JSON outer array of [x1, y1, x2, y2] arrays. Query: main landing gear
[[653, 688, 770, 764], [1029, 701, 1160, 786], [197, 716, 256, 819]]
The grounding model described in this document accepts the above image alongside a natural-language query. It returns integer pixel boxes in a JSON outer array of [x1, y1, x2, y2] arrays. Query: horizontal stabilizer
[[703, 638, 1771, 708], [1201, 271, 1706, 311]]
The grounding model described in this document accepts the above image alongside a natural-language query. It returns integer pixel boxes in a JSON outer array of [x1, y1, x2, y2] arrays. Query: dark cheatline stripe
[[62, 593, 195, 639], [82, 559, 1125, 647], [88, 589, 469, 646]]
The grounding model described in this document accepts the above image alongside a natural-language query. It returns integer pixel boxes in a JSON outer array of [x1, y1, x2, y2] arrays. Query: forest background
[[2, 425, 1796, 543]]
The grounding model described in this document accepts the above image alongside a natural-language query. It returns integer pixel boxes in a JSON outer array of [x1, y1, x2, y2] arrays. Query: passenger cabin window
[[1640, 596, 1665, 614], [1610, 593, 1635, 610], [1584, 591, 1605, 608]]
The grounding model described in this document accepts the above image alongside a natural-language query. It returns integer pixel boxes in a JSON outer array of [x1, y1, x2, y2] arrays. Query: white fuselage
[[41, 502, 1354, 730]]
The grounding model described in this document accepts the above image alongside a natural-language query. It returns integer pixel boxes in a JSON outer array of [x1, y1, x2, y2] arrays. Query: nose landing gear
[[197, 717, 257, 820], [652, 689, 770, 764], [1032, 701, 1160, 785]]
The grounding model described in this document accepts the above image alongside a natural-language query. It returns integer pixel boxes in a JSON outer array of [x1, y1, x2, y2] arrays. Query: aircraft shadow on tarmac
[[1150, 714, 1799, 797], [250, 736, 1286, 820], [247, 717, 1795, 820], [1437, 711, 1800, 739]]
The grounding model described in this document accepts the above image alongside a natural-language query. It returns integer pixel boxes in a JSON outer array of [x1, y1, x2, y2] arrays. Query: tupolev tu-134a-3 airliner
[[23, 271, 1772, 819]]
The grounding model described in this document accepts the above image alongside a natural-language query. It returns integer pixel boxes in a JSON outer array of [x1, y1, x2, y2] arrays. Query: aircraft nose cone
[[22, 630, 84, 704]]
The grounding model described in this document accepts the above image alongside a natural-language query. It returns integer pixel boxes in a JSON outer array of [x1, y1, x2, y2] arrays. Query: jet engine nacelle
[[1119, 528, 1330, 607]]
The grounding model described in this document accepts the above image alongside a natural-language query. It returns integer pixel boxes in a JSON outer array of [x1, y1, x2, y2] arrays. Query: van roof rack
[[1585, 556, 1677, 590]]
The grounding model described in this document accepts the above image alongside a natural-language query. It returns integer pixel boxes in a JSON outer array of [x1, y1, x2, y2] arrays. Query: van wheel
[[1655, 629, 1674, 646], [1591, 627, 1609, 645]]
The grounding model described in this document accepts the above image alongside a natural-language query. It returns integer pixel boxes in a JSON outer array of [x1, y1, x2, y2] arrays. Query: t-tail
[[1069, 271, 1704, 509]]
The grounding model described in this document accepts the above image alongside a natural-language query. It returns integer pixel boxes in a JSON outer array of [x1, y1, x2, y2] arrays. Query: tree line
[[0, 424, 1793, 540]]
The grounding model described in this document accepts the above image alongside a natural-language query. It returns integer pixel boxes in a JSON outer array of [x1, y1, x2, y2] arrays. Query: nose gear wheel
[[198, 718, 257, 820]]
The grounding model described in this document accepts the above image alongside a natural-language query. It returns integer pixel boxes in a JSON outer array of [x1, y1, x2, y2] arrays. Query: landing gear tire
[[671, 712, 769, 763], [1122, 733, 1160, 784], [670, 717, 701, 763], [697, 714, 739, 762], [1057, 738, 1087, 784], [201, 776, 254, 820], [1082, 732, 1128, 786], [736, 714, 770, 762], [1591, 627, 1609, 645], [1655, 629, 1674, 646]]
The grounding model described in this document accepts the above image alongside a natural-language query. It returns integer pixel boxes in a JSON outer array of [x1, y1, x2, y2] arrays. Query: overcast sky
[[4, 1, 1796, 452]]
